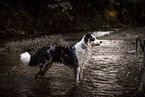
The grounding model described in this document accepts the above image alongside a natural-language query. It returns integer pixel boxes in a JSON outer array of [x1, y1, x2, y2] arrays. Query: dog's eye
[[90, 38, 95, 41]]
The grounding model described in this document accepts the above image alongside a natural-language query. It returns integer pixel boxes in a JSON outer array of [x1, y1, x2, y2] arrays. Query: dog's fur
[[20, 33, 102, 82]]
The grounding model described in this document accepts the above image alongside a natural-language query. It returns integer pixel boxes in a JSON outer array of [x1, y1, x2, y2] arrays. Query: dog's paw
[[74, 80, 81, 85], [35, 74, 45, 79]]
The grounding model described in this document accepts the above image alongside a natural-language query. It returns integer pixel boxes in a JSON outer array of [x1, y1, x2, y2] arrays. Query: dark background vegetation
[[0, 0, 145, 37]]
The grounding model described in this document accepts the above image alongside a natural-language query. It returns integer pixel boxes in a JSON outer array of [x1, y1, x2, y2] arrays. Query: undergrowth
[[5, 35, 67, 53]]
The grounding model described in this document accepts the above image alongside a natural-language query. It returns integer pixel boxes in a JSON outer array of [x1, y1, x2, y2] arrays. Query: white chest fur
[[74, 37, 92, 67]]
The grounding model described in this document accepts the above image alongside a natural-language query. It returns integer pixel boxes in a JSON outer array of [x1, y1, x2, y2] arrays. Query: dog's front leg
[[73, 68, 77, 81], [80, 67, 84, 80], [74, 66, 80, 82]]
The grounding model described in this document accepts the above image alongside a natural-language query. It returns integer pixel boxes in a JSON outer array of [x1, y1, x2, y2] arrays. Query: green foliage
[[48, 0, 72, 11], [5, 35, 67, 53], [0, 0, 145, 36]]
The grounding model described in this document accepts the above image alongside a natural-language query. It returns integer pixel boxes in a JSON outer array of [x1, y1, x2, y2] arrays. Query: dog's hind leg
[[41, 63, 53, 76], [35, 62, 53, 79], [35, 68, 43, 79]]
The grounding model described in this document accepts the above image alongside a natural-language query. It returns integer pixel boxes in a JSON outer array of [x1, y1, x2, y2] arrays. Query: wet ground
[[0, 31, 144, 97]]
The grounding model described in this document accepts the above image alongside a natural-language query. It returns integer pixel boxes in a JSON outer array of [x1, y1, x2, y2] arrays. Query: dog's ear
[[84, 33, 91, 44]]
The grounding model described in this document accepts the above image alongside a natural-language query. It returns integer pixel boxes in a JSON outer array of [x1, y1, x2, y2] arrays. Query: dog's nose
[[100, 41, 102, 44]]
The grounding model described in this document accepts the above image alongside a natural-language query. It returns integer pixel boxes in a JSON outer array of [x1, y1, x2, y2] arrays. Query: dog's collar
[[81, 44, 87, 49]]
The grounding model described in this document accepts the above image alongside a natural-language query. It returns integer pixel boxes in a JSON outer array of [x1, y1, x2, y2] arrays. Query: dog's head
[[84, 33, 102, 47]]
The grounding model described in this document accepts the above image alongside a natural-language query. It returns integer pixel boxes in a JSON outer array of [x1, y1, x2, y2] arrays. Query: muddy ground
[[0, 28, 145, 97]]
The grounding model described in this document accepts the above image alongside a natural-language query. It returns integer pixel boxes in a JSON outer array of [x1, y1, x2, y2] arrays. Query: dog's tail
[[20, 52, 31, 65]]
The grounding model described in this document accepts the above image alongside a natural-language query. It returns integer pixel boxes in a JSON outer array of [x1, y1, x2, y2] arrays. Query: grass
[[5, 34, 67, 53]]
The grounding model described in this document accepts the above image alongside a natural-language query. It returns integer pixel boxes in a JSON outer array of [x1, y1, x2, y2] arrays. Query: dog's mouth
[[92, 43, 101, 46], [93, 44, 101, 46]]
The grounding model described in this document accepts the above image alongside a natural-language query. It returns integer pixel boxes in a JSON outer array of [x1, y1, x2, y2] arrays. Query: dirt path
[[0, 28, 145, 97]]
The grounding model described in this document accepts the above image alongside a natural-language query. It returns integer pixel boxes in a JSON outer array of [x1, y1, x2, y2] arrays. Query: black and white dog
[[20, 33, 102, 82]]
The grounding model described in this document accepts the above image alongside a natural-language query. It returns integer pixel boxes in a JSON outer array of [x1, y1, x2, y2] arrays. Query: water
[[0, 32, 143, 97], [92, 31, 113, 37]]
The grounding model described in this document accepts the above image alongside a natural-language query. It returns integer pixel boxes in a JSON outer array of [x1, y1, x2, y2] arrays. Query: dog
[[20, 33, 102, 82]]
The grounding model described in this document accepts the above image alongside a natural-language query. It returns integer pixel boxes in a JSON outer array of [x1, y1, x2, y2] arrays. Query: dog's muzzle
[[91, 40, 102, 46]]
